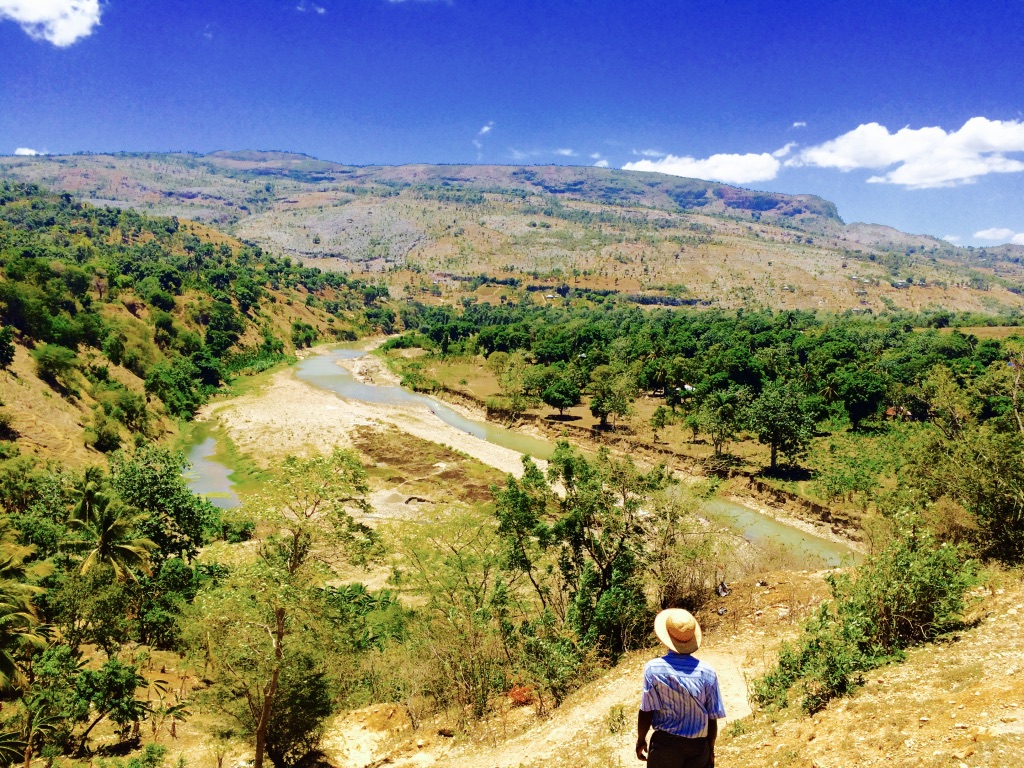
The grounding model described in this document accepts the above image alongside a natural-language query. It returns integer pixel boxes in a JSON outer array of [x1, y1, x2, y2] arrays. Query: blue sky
[[2, 1, 1024, 246]]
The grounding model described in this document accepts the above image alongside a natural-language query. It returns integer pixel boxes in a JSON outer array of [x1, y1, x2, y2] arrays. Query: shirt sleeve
[[705, 671, 727, 719], [640, 666, 660, 712]]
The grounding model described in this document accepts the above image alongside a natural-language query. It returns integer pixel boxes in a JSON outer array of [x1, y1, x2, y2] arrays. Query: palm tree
[[0, 540, 49, 689], [68, 489, 155, 582], [71, 466, 105, 522]]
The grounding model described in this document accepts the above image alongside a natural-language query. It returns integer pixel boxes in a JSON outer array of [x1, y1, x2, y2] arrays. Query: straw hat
[[654, 608, 702, 655]]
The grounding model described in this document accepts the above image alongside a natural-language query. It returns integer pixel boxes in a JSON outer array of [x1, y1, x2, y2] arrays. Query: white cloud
[[974, 227, 1017, 241], [623, 152, 781, 184], [554, 148, 576, 157], [632, 148, 666, 158], [590, 152, 602, 160], [478, 122, 494, 136], [593, 159, 609, 168], [0, 0, 101, 46], [296, 1, 326, 13], [792, 121, 807, 128], [772, 142, 797, 158], [971, 227, 1024, 244], [788, 117, 1024, 188], [942, 235, 961, 243], [14, 147, 42, 156]]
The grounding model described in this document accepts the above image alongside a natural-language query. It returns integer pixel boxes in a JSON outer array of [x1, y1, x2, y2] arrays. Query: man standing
[[636, 608, 726, 767]]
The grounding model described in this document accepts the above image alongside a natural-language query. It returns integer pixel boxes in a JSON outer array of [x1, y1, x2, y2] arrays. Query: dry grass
[[352, 424, 504, 505]]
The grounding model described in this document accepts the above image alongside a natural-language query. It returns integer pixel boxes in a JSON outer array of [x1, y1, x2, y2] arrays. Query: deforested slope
[[3, 152, 1022, 315]]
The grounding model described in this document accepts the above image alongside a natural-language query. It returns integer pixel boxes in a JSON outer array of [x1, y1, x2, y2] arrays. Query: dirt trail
[[321, 648, 751, 768], [450, 649, 750, 768], [321, 575, 821, 768]]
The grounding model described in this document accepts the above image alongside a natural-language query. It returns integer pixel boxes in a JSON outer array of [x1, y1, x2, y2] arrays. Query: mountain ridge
[[2, 151, 1022, 314]]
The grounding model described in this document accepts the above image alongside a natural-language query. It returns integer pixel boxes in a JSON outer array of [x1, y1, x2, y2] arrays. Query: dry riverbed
[[197, 364, 537, 479]]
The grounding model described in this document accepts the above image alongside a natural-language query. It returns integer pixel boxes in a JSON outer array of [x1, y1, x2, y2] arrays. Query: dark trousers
[[646, 729, 712, 768]]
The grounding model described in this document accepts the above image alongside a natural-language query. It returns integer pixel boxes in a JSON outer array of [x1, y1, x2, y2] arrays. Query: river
[[185, 344, 857, 568]]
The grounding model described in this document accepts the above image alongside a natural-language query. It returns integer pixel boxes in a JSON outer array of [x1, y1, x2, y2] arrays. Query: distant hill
[[2, 151, 1023, 314]]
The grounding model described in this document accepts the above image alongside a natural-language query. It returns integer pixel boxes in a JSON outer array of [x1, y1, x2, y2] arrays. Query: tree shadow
[[850, 421, 889, 436], [95, 737, 141, 757], [758, 465, 813, 482], [545, 414, 582, 423], [704, 453, 744, 476]]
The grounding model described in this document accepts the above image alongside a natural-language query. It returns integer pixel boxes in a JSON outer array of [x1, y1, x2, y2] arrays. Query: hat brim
[[654, 609, 702, 654]]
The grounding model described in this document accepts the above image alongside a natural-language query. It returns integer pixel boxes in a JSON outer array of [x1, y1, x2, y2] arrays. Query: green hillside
[[0, 181, 389, 461]]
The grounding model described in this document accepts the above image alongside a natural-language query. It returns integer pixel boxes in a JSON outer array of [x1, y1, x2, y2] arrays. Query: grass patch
[[352, 425, 503, 504]]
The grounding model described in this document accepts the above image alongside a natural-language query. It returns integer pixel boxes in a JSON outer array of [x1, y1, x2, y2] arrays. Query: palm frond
[[0, 730, 26, 766]]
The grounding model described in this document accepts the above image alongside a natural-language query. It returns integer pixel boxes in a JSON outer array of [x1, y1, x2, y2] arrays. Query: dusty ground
[[0, 341, 172, 468]]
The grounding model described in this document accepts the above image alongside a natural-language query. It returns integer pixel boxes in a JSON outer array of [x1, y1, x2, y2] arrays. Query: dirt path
[[321, 643, 755, 768]]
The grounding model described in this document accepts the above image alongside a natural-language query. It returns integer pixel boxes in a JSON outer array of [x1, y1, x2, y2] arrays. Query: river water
[[182, 435, 240, 510], [184, 345, 856, 568]]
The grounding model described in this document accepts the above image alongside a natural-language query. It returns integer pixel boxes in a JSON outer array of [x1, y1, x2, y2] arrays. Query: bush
[[86, 413, 122, 453], [32, 343, 79, 385], [0, 410, 14, 440], [148, 290, 176, 311], [265, 654, 333, 768], [0, 326, 14, 369], [753, 516, 978, 713]]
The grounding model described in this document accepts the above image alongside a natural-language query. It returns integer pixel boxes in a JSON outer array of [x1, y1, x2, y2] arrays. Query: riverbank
[[191, 342, 858, 565], [386, 361, 866, 554]]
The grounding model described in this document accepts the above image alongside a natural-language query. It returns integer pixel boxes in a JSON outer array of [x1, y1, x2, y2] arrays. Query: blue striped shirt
[[640, 653, 726, 738]]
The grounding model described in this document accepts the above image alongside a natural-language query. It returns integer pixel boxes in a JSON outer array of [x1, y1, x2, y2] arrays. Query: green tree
[[191, 449, 373, 768], [546, 444, 668, 657], [696, 386, 747, 457], [67, 488, 155, 582], [31, 345, 78, 388], [109, 446, 218, 562], [588, 365, 637, 429], [541, 376, 581, 417], [73, 659, 150, 752], [746, 380, 815, 472], [0, 327, 14, 370], [833, 366, 886, 430], [0, 542, 48, 688], [649, 406, 670, 443]]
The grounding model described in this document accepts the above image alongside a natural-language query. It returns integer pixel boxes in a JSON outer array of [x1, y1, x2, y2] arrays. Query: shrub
[[266, 655, 334, 768], [86, 413, 122, 453], [0, 326, 14, 369], [753, 516, 978, 713], [32, 343, 79, 385]]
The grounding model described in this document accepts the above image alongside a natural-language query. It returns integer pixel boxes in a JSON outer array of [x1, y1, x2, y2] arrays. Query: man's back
[[642, 653, 723, 739]]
